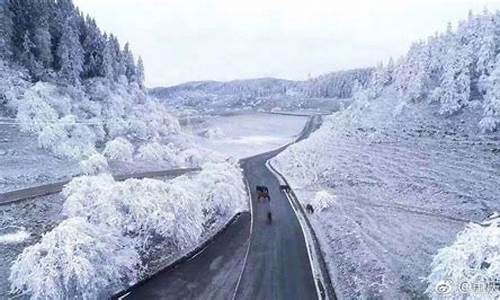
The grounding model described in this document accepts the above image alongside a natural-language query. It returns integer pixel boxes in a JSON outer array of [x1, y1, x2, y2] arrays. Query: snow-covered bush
[[0, 60, 30, 112], [189, 161, 247, 219], [310, 190, 336, 211], [425, 214, 500, 299], [15, 83, 60, 133], [202, 127, 225, 139], [479, 116, 498, 133], [79, 153, 109, 175], [9, 217, 140, 300], [103, 137, 134, 161], [135, 142, 177, 164], [176, 148, 205, 168], [62, 174, 205, 250], [37, 115, 97, 159]]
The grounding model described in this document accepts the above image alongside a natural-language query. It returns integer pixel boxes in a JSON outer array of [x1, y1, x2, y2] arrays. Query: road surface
[[234, 115, 322, 300], [235, 145, 317, 299], [118, 115, 326, 300]]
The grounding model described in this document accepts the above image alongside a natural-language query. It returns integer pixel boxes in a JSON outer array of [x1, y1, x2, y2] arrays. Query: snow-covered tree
[[103, 137, 134, 161], [123, 42, 136, 83], [435, 37, 472, 115], [56, 15, 84, 85], [19, 32, 43, 78], [480, 54, 500, 132], [475, 13, 496, 95], [136, 56, 145, 87], [109, 34, 126, 80], [425, 214, 500, 299], [80, 153, 109, 175], [80, 16, 105, 79], [0, 0, 13, 59], [9, 217, 140, 299], [3, 0, 142, 86], [100, 34, 115, 79]]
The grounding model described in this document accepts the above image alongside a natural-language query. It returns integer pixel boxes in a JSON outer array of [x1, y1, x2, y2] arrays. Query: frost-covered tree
[[475, 13, 496, 94], [303, 68, 373, 98], [136, 56, 145, 87], [80, 16, 104, 79], [435, 37, 472, 115], [123, 42, 136, 83], [109, 34, 126, 80], [56, 16, 84, 85], [19, 32, 43, 78], [480, 54, 500, 132], [0, 0, 13, 59], [103, 137, 134, 161], [9, 217, 140, 299], [3, 0, 142, 85], [425, 214, 500, 299], [80, 153, 109, 175], [100, 34, 115, 79]]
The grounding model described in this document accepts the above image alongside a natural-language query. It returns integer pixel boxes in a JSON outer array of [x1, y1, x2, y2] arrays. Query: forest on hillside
[[0, 0, 144, 86]]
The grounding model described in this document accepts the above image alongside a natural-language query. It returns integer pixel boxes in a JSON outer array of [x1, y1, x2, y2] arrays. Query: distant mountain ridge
[[149, 68, 373, 111]]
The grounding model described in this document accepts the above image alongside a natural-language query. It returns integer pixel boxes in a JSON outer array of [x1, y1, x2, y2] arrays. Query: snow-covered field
[[272, 88, 500, 299], [272, 11, 500, 299], [0, 117, 81, 193], [183, 113, 309, 159]]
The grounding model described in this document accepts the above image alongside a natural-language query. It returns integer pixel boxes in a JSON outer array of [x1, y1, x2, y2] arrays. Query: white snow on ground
[[272, 87, 500, 299], [183, 113, 309, 159], [0, 117, 81, 193], [0, 229, 29, 244]]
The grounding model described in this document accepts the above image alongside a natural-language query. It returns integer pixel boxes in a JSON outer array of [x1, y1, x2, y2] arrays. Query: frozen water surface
[[184, 112, 309, 159]]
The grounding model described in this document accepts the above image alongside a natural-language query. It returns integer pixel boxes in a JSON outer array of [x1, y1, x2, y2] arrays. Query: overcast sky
[[74, 0, 500, 87]]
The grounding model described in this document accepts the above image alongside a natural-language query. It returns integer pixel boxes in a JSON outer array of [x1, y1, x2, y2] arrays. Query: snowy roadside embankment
[[8, 160, 247, 299], [272, 88, 500, 299], [273, 11, 500, 298]]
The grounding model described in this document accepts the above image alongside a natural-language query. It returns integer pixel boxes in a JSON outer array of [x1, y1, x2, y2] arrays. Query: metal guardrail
[[0, 168, 201, 205]]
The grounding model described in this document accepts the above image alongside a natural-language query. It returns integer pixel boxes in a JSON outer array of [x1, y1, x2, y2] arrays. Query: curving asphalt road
[[235, 145, 317, 300], [234, 115, 323, 300], [117, 115, 326, 300]]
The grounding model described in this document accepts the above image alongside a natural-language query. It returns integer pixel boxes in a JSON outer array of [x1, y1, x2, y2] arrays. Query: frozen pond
[[184, 113, 309, 159]]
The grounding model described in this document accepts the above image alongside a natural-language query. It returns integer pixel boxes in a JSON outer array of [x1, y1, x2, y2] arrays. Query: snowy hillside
[[301, 68, 373, 98], [0, 59, 210, 192], [273, 10, 500, 299], [0, 0, 215, 191], [150, 69, 372, 112]]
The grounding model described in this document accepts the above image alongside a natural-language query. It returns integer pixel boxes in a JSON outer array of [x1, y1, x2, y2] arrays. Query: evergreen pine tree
[[56, 15, 84, 85], [100, 33, 114, 79], [0, 0, 13, 59], [123, 42, 136, 82], [136, 56, 145, 87]]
